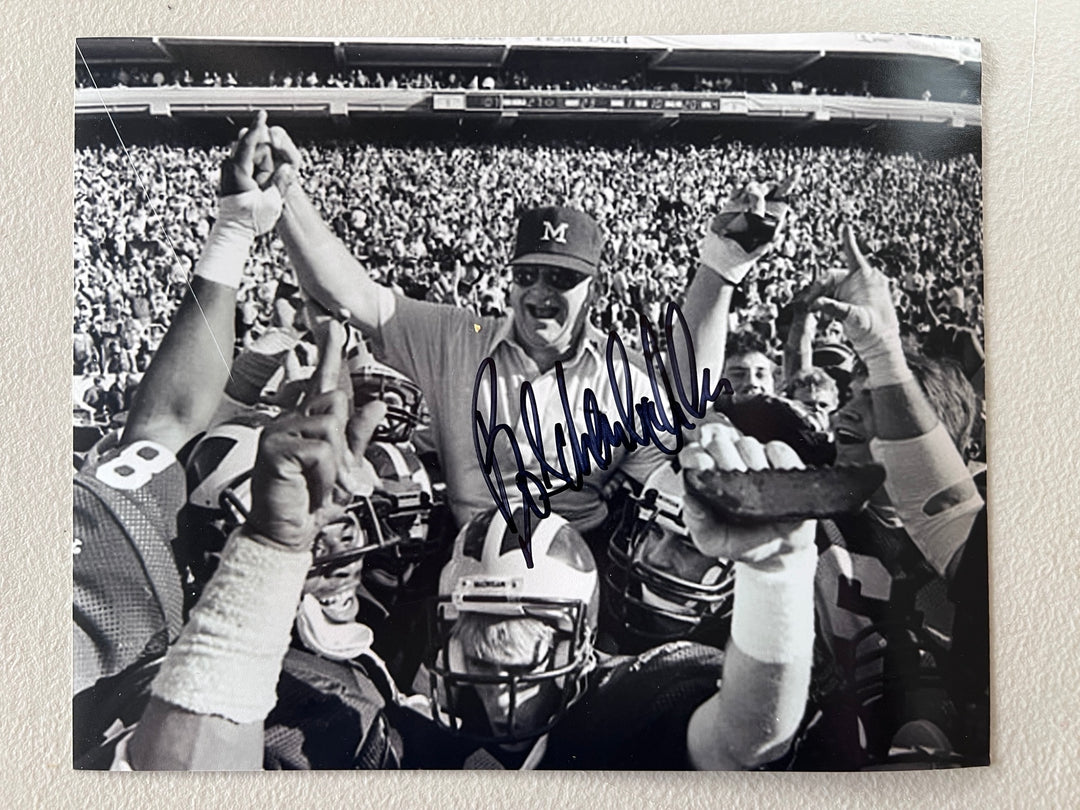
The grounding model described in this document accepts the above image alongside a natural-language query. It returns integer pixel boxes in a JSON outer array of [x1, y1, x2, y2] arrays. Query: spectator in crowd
[[723, 330, 777, 397], [74, 133, 983, 432]]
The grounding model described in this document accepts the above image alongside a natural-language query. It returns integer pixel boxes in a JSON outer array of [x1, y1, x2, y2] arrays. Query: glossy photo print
[[73, 34, 987, 771]]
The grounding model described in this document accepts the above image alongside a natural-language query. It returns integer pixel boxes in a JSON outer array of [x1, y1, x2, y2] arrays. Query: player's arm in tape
[[804, 225, 983, 580], [123, 111, 283, 456], [680, 175, 796, 380], [268, 125, 395, 337], [681, 425, 816, 770], [123, 325, 378, 770]]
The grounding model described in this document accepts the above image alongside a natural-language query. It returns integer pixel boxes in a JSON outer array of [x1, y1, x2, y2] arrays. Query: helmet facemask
[[351, 368, 424, 444], [429, 506, 600, 745], [605, 475, 734, 649], [429, 597, 594, 745]]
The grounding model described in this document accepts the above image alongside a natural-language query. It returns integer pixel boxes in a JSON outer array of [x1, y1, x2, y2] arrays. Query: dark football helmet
[[360, 440, 449, 597], [183, 411, 399, 585], [603, 463, 735, 653], [428, 506, 598, 744]]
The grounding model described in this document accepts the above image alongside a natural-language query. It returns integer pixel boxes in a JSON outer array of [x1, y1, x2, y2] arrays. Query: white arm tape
[[698, 231, 754, 286], [860, 338, 915, 388], [192, 189, 282, 288], [150, 528, 310, 724], [870, 423, 984, 577], [730, 544, 817, 664]]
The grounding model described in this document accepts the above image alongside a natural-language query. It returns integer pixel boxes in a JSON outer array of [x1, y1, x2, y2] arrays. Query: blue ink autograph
[[471, 301, 732, 566]]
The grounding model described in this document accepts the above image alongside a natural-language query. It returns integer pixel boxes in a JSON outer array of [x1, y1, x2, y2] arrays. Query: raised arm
[[125, 324, 373, 770], [679, 424, 816, 770], [679, 178, 796, 387], [268, 127, 395, 336], [807, 225, 982, 580], [122, 112, 283, 454]]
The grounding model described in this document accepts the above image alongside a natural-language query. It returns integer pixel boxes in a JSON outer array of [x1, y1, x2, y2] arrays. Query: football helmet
[[604, 463, 735, 651], [363, 441, 444, 558], [429, 506, 598, 744], [350, 360, 425, 445], [360, 440, 449, 597], [184, 410, 397, 579]]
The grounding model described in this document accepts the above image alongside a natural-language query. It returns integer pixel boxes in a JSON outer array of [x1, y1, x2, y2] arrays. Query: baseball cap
[[509, 206, 604, 276]]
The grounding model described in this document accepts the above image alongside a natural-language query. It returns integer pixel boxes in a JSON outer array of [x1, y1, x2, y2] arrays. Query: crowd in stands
[[73, 135, 983, 427], [76, 64, 979, 104]]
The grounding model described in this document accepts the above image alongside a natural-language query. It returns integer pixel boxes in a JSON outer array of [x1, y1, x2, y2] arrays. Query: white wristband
[[192, 188, 283, 288], [150, 527, 311, 724], [698, 230, 754, 286], [730, 544, 817, 664], [192, 217, 254, 289], [860, 334, 915, 389]]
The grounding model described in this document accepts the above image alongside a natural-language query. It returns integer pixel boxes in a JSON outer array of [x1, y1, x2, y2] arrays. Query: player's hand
[[246, 394, 350, 552], [247, 322, 359, 550], [218, 110, 283, 235], [680, 421, 815, 569], [803, 223, 901, 357], [698, 172, 798, 286], [267, 123, 304, 197], [294, 318, 375, 498]]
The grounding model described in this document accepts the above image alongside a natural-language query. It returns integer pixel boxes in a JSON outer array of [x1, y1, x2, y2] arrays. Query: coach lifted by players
[[264, 126, 791, 536]]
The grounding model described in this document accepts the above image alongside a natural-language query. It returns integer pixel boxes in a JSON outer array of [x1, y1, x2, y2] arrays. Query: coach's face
[[509, 264, 594, 362]]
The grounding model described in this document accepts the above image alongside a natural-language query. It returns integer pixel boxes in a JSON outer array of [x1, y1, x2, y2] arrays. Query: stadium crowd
[[74, 134, 983, 418]]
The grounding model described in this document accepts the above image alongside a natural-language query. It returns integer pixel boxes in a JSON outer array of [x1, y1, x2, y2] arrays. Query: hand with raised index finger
[[246, 319, 360, 551], [299, 317, 381, 500], [806, 223, 901, 353]]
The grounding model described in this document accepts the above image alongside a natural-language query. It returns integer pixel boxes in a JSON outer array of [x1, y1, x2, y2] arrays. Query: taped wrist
[[731, 544, 817, 664], [698, 230, 754, 286], [150, 527, 311, 724], [870, 424, 984, 577], [193, 189, 282, 288], [859, 332, 914, 388]]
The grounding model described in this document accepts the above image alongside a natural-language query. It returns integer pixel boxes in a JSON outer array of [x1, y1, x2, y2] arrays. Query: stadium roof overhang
[[76, 34, 981, 74]]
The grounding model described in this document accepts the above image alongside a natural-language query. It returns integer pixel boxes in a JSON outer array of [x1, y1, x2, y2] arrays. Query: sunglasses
[[511, 265, 590, 291]]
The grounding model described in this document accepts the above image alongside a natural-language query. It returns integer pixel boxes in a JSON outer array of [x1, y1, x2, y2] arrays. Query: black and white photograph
[[72, 34, 988, 772]]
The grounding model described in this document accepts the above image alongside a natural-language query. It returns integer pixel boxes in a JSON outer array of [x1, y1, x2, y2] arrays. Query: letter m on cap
[[541, 221, 569, 244]]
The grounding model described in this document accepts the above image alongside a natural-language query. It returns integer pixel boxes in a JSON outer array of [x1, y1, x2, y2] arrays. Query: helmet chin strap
[[294, 593, 374, 661]]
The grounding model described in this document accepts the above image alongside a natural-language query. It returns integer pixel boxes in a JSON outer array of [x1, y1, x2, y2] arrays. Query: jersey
[[393, 641, 725, 770], [73, 440, 187, 766], [799, 506, 972, 769], [263, 646, 404, 770]]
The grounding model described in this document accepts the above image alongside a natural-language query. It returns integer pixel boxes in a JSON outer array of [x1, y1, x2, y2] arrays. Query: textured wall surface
[[4, 1, 1078, 806]]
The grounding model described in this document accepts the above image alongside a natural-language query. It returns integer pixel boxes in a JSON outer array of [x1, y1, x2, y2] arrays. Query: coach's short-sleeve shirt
[[372, 295, 670, 533]]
